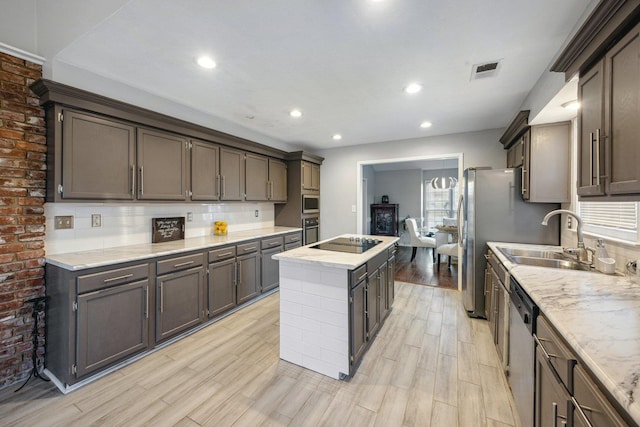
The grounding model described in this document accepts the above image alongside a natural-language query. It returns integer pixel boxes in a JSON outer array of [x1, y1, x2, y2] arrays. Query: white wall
[[374, 169, 422, 220], [362, 165, 376, 234], [317, 128, 506, 239]]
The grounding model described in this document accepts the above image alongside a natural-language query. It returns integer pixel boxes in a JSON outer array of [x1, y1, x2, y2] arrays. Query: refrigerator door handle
[[457, 195, 464, 248]]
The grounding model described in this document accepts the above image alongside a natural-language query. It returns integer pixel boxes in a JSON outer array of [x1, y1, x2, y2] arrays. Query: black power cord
[[15, 296, 50, 392]]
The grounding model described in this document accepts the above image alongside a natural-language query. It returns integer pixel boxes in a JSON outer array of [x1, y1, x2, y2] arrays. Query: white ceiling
[[51, 0, 593, 150]]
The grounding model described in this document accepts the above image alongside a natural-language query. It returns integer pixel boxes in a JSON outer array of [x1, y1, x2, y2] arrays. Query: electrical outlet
[[187, 212, 193, 222], [351, 205, 357, 213], [255, 210, 259, 217], [91, 214, 102, 228], [54, 215, 74, 230]]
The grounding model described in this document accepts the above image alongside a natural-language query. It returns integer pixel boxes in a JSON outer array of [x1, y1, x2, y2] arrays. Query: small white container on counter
[[598, 257, 616, 274]]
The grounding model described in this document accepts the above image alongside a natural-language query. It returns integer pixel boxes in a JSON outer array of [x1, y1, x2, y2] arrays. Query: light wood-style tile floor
[[0, 282, 519, 427]]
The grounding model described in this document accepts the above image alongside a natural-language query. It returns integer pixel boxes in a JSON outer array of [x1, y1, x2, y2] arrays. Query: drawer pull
[[217, 252, 233, 258], [173, 260, 195, 268], [268, 242, 281, 247], [103, 274, 134, 283], [289, 237, 300, 242], [357, 272, 367, 282], [243, 247, 257, 252]]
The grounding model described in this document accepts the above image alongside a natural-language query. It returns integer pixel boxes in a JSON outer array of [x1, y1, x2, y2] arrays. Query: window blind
[[579, 202, 637, 230]]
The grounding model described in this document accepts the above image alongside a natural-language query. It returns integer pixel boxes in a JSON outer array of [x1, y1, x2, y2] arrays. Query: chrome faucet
[[541, 209, 589, 264]]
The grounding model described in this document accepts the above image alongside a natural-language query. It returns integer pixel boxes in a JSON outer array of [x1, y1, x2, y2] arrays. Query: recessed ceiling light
[[289, 109, 303, 118], [404, 83, 422, 94], [196, 56, 216, 69], [561, 100, 580, 110], [332, 134, 342, 141], [420, 121, 432, 128]]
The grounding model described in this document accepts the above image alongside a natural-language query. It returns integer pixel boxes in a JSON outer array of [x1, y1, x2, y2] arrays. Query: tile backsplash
[[45, 202, 275, 255]]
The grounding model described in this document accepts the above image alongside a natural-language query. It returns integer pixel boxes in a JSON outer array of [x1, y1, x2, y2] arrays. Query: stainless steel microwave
[[302, 195, 319, 213]]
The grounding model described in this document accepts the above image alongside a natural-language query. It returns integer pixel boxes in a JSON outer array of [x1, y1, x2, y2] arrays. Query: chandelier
[[430, 176, 457, 190]]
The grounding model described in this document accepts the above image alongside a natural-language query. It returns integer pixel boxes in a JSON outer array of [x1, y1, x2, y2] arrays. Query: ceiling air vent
[[471, 60, 502, 80]]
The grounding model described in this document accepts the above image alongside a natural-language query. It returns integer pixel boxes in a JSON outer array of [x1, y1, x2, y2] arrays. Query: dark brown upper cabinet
[[191, 140, 221, 201], [220, 146, 246, 201], [60, 110, 136, 200], [578, 22, 640, 200], [301, 160, 320, 193], [137, 128, 188, 201], [245, 153, 269, 201], [269, 158, 287, 202]]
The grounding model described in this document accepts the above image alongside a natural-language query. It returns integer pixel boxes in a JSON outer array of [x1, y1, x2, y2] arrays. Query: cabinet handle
[[268, 242, 280, 247], [595, 128, 601, 186], [521, 167, 527, 195], [216, 175, 221, 199], [289, 237, 300, 242], [243, 247, 257, 252], [589, 132, 595, 185], [159, 283, 164, 313], [217, 252, 233, 258], [144, 287, 148, 319], [131, 165, 135, 196], [357, 272, 367, 282], [103, 273, 134, 283], [173, 260, 195, 268], [267, 181, 271, 200], [139, 166, 144, 196], [571, 397, 595, 427], [233, 262, 237, 286], [238, 262, 242, 284], [221, 176, 226, 198]]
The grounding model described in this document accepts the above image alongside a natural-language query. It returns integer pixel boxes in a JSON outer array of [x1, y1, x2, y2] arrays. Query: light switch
[[351, 205, 356, 213], [91, 214, 101, 227]]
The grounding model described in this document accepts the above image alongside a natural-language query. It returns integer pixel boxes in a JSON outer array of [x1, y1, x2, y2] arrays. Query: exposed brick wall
[[0, 52, 46, 388]]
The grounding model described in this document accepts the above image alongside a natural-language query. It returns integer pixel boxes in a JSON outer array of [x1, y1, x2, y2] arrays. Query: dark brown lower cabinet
[[156, 266, 205, 342], [350, 278, 367, 366], [76, 280, 149, 377], [386, 254, 395, 309], [237, 251, 260, 305], [572, 364, 628, 427], [378, 262, 387, 319], [208, 257, 236, 318], [535, 345, 571, 427], [366, 270, 380, 339]]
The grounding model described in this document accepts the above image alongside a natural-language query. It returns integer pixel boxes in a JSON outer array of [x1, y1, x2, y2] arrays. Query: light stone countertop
[[488, 241, 640, 425], [46, 226, 301, 271], [273, 234, 399, 270]]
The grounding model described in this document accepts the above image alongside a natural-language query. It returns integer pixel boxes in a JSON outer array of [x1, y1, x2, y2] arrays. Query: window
[[424, 180, 458, 230], [578, 201, 638, 242]]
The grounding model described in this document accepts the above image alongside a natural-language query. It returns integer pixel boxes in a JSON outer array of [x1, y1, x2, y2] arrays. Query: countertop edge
[[46, 227, 302, 271]]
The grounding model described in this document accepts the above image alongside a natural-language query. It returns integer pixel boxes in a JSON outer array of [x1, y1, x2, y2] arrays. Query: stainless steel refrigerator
[[460, 168, 560, 318]]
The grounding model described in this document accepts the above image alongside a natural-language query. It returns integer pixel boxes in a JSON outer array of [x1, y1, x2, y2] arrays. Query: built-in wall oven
[[303, 217, 319, 245]]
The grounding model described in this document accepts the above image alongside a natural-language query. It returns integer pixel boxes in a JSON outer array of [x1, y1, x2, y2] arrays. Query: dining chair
[[405, 218, 436, 262]]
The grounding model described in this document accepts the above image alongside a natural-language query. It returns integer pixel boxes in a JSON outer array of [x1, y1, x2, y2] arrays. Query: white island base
[[274, 235, 398, 379]]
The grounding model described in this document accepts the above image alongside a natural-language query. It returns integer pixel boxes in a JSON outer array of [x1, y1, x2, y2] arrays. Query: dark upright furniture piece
[[371, 204, 399, 236]]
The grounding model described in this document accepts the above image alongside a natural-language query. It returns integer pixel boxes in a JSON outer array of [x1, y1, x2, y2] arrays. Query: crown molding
[[0, 42, 45, 65]]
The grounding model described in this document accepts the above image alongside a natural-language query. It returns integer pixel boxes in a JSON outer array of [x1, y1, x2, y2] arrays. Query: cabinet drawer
[[572, 365, 627, 427], [237, 241, 259, 255], [77, 264, 149, 294], [387, 244, 398, 258], [535, 315, 576, 391], [284, 232, 302, 245], [261, 236, 283, 249], [350, 264, 367, 287], [208, 246, 236, 263], [367, 251, 387, 273], [487, 251, 508, 284], [157, 253, 204, 276]]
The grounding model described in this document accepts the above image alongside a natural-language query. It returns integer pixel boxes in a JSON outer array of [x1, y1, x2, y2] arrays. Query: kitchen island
[[488, 242, 640, 426], [273, 234, 398, 379]]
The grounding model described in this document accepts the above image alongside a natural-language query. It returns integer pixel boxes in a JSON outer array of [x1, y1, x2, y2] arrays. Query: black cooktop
[[311, 237, 383, 254]]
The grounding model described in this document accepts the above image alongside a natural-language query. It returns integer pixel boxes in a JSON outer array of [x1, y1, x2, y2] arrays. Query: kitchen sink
[[507, 256, 592, 271], [496, 246, 593, 272], [497, 247, 569, 260]]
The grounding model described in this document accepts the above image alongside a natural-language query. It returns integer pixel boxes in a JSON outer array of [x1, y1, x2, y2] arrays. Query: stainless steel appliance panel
[[461, 168, 559, 317], [303, 217, 319, 245]]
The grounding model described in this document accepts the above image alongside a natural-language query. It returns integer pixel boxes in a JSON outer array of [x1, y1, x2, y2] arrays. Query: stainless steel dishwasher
[[508, 276, 538, 427]]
